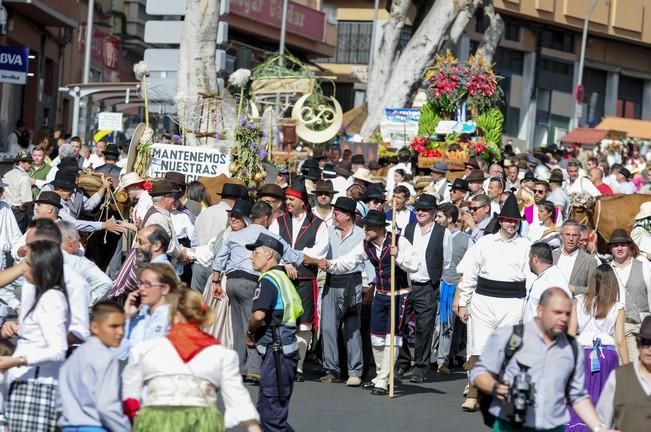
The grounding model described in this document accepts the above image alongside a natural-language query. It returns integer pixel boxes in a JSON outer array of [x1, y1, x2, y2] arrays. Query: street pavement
[[234, 367, 486, 432]]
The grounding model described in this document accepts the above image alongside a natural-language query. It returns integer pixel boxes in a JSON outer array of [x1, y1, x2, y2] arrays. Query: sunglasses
[[639, 337, 651, 349], [469, 205, 487, 212], [316, 192, 332, 196], [533, 189, 547, 194]]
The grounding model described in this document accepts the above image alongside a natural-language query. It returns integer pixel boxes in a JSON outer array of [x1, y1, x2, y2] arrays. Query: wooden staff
[[389, 197, 397, 398]]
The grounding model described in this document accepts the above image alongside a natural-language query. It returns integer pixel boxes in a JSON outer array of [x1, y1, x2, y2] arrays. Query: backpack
[[478, 324, 578, 427]]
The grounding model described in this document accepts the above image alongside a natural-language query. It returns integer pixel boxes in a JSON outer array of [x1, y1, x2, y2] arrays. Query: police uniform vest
[[623, 259, 649, 324], [613, 363, 651, 430], [364, 234, 409, 292], [255, 268, 304, 355], [277, 212, 323, 279]]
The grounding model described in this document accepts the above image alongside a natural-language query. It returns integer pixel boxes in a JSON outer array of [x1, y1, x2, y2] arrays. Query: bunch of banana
[[475, 107, 504, 146], [445, 149, 469, 160], [418, 101, 441, 137]]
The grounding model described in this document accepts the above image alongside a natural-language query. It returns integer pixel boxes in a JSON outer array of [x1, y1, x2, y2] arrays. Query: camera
[[507, 361, 534, 427]]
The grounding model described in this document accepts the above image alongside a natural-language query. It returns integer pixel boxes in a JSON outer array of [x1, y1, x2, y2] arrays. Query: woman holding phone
[[117, 263, 181, 360]]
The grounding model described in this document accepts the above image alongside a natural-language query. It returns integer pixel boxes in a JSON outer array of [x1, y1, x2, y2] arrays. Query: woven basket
[[417, 155, 466, 170]]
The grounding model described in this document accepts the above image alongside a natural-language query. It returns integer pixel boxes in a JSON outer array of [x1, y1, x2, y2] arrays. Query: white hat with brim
[[119, 172, 147, 190], [635, 202, 651, 220], [352, 168, 380, 184]]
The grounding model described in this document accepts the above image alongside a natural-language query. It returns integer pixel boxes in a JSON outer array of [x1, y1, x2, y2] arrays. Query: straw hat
[[352, 168, 380, 184], [635, 202, 651, 221], [119, 172, 147, 190]]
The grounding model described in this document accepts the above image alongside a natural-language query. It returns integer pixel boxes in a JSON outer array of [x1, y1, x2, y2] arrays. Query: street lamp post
[[573, 0, 598, 129], [82, 0, 94, 84]]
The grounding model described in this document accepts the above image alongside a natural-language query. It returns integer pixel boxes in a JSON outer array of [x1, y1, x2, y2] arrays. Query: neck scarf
[[167, 322, 219, 363]]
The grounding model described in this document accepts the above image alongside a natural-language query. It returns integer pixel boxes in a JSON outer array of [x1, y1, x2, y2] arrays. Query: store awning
[[596, 117, 651, 140], [559, 128, 609, 145]]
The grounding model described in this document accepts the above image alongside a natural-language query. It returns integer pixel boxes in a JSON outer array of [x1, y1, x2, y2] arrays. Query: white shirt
[[430, 177, 451, 203], [523, 265, 570, 322], [9, 289, 69, 382], [556, 248, 579, 283], [575, 295, 622, 347], [1, 166, 32, 206], [457, 232, 531, 307], [328, 234, 419, 277], [330, 176, 350, 201], [287, 211, 329, 259], [88, 153, 105, 169], [122, 337, 259, 428], [564, 177, 601, 197], [171, 209, 197, 245], [63, 251, 112, 305], [195, 201, 231, 246], [391, 208, 414, 235], [18, 264, 91, 342], [385, 162, 412, 195], [410, 223, 434, 283], [132, 191, 153, 226], [313, 207, 334, 228], [610, 257, 651, 311], [613, 181, 637, 195]]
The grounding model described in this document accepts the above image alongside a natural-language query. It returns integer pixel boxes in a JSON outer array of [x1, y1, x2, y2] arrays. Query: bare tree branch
[[476, 1, 504, 63], [366, 0, 412, 111]]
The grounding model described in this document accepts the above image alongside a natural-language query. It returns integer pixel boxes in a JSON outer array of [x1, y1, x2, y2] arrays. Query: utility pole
[[82, 0, 94, 83], [573, 0, 598, 129]]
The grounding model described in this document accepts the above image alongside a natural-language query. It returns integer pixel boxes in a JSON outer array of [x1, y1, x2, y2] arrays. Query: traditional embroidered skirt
[[134, 406, 224, 432]]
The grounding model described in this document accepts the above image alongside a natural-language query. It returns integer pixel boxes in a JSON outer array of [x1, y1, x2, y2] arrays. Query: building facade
[[316, 0, 651, 148]]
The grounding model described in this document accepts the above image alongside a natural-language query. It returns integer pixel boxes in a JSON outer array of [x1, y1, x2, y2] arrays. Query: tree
[[360, 0, 503, 139], [176, 0, 220, 146]]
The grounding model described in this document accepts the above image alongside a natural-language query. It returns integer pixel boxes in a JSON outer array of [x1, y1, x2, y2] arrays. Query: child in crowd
[[58, 301, 131, 432]]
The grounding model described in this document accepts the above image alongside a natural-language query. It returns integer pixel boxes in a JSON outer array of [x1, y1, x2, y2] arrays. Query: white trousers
[[468, 294, 524, 356]]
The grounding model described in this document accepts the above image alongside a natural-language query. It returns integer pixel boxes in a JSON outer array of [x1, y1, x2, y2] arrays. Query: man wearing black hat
[[548, 169, 569, 220], [397, 194, 445, 383], [271, 181, 329, 381], [193, 182, 249, 290], [430, 161, 451, 203], [276, 167, 290, 190], [308, 197, 368, 386], [613, 167, 636, 195], [321, 209, 419, 395], [93, 144, 122, 185], [362, 184, 386, 212], [351, 154, 365, 173], [2, 151, 34, 231], [258, 183, 285, 232], [142, 180, 192, 264], [312, 180, 337, 227], [450, 178, 469, 208], [454, 193, 531, 411], [213, 202, 303, 383], [33, 190, 62, 220], [245, 233, 303, 432]]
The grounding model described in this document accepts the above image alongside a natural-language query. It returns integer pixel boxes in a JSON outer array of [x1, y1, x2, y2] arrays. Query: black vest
[[277, 212, 323, 279], [364, 235, 409, 292], [403, 222, 445, 286]]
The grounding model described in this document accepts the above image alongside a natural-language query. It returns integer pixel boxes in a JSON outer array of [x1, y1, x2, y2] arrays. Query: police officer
[[245, 233, 303, 432]]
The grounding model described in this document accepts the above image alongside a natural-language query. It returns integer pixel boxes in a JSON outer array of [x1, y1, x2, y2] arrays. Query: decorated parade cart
[[412, 51, 505, 169]]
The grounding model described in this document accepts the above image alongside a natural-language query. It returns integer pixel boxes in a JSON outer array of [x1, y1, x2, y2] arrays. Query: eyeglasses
[[639, 337, 651, 349], [137, 281, 167, 289], [469, 205, 487, 212]]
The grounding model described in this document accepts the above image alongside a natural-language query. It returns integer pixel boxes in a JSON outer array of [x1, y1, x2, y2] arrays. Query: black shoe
[[409, 373, 425, 383], [295, 372, 304, 382], [361, 381, 375, 390], [371, 387, 388, 396], [395, 367, 409, 377]]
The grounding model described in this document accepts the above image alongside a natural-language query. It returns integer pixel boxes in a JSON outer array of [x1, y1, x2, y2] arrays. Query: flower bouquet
[[424, 51, 468, 119]]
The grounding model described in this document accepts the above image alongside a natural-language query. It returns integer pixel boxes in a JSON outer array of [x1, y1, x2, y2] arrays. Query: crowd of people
[[0, 129, 649, 432]]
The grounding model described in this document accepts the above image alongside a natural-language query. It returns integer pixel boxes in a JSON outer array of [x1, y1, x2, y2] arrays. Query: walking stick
[[389, 197, 397, 398]]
